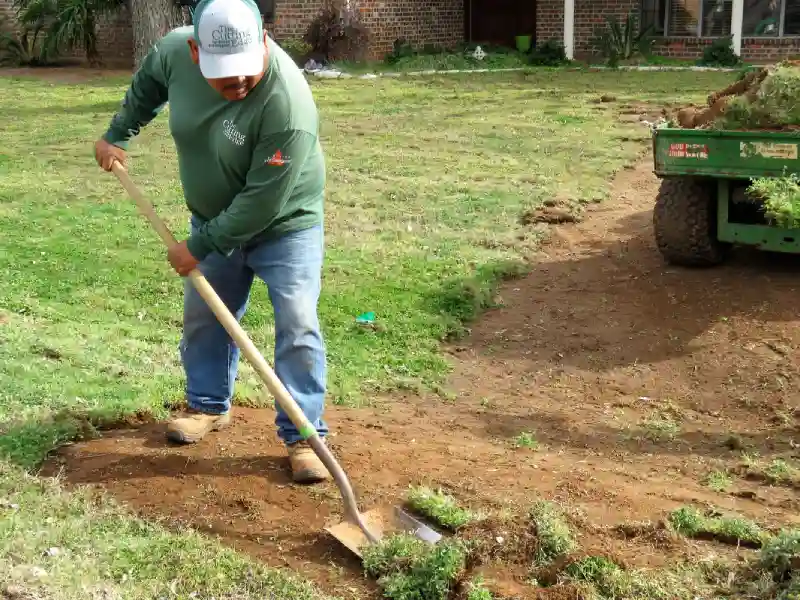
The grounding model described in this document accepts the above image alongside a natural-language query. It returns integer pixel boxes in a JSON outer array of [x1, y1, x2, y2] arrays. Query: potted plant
[[515, 33, 532, 53]]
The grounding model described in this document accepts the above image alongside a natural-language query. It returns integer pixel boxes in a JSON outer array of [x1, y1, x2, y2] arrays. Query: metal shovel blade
[[325, 505, 443, 558]]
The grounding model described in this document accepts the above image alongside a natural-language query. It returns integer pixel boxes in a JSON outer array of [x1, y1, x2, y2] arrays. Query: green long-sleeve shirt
[[103, 26, 325, 260]]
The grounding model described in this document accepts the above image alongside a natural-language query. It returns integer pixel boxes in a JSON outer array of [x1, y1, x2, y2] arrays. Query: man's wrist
[[102, 128, 130, 151], [186, 233, 213, 262]]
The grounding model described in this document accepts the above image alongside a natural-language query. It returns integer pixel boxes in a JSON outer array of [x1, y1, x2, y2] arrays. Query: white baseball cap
[[193, 0, 265, 79]]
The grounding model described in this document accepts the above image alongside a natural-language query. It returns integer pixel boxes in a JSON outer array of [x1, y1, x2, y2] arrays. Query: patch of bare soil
[[40, 152, 800, 597], [460, 515, 539, 566]]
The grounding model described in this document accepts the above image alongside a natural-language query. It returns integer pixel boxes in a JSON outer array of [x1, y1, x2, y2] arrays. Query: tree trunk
[[129, 0, 187, 68]]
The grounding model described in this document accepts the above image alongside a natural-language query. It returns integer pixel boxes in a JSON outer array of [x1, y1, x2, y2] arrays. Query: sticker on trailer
[[739, 142, 799, 160], [668, 143, 709, 159]]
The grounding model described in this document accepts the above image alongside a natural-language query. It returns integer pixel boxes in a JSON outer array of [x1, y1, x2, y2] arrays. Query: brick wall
[[0, 0, 14, 30], [742, 37, 800, 62], [574, 0, 637, 55], [271, 0, 325, 39], [93, 6, 135, 67], [355, 0, 463, 58], [536, 0, 563, 44], [647, 36, 800, 63], [270, 0, 463, 60]]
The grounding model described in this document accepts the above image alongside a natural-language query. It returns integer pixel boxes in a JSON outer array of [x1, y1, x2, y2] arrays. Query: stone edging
[[305, 64, 741, 79]]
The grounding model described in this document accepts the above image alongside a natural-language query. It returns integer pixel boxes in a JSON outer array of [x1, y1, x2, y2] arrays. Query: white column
[[731, 0, 744, 56], [564, 0, 575, 60]]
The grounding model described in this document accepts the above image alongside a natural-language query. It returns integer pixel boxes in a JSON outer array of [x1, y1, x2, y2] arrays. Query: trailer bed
[[653, 128, 800, 179]]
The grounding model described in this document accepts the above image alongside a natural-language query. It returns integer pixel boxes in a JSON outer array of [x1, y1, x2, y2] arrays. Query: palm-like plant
[[0, 4, 55, 66], [11, 0, 125, 66], [590, 12, 654, 68]]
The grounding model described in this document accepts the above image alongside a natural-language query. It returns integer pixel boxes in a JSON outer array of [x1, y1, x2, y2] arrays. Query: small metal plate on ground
[[326, 505, 443, 558]]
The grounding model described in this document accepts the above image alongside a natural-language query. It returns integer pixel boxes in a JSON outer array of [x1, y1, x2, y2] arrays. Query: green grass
[[559, 557, 717, 600], [512, 431, 540, 449], [716, 62, 800, 130], [0, 463, 335, 600], [639, 412, 680, 442], [668, 505, 768, 547], [739, 453, 800, 488], [749, 173, 800, 229], [704, 469, 734, 493], [405, 486, 475, 530], [530, 500, 576, 565], [361, 534, 467, 600], [0, 68, 736, 598]]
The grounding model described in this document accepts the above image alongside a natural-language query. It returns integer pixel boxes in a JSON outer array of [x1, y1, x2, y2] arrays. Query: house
[[549, 0, 800, 63], [1, 0, 798, 68]]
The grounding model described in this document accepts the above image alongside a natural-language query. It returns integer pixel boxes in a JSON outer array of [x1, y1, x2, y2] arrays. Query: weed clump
[[758, 529, 800, 582], [406, 486, 475, 530], [748, 175, 800, 230], [544, 553, 703, 600], [362, 533, 467, 600], [563, 555, 625, 597], [531, 501, 577, 565], [674, 61, 800, 130], [668, 506, 768, 547], [718, 529, 800, 599], [460, 578, 494, 600]]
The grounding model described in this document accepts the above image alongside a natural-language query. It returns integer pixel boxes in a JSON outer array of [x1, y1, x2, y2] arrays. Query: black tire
[[653, 177, 729, 267]]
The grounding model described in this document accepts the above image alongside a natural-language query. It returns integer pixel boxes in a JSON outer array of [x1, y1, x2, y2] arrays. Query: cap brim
[[198, 47, 264, 79]]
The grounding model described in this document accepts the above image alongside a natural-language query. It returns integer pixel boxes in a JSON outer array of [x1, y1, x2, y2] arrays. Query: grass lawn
[[0, 68, 735, 598]]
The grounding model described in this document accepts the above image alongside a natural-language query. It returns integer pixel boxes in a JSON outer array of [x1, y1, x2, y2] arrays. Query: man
[[94, 0, 330, 484]]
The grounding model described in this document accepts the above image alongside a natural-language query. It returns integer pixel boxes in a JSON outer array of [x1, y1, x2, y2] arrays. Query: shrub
[[758, 529, 800, 582], [701, 36, 741, 67], [279, 38, 312, 65], [753, 176, 800, 227], [529, 39, 568, 66], [386, 37, 414, 64], [305, 0, 369, 62]]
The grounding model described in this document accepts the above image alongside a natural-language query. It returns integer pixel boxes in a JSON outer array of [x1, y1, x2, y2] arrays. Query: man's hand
[[167, 241, 200, 276], [95, 138, 127, 171]]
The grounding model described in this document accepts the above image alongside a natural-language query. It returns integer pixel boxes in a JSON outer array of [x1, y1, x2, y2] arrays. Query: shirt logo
[[223, 119, 245, 146], [266, 150, 287, 166]]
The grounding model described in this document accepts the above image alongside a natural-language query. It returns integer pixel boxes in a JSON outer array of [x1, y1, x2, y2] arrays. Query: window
[[668, 0, 702, 35], [641, 0, 668, 34], [742, 0, 800, 36], [642, 0, 800, 36], [702, 0, 733, 36]]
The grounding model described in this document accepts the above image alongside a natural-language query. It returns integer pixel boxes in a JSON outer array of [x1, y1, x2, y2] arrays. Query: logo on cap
[[208, 25, 254, 50]]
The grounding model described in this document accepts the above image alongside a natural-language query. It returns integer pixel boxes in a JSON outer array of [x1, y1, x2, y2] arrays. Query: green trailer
[[651, 127, 800, 267]]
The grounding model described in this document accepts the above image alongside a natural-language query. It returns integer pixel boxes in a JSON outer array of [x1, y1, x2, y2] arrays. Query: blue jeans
[[179, 216, 328, 445]]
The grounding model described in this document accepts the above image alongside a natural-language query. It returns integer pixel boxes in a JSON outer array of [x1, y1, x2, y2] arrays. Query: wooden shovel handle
[[110, 161, 316, 439]]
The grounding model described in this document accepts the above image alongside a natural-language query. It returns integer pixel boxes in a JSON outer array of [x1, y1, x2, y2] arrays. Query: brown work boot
[[287, 440, 330, 484], [166, 408, 231, 443]]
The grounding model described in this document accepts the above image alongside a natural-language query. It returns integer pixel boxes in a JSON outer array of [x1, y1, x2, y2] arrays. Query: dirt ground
[[40, 154, 800, 598]]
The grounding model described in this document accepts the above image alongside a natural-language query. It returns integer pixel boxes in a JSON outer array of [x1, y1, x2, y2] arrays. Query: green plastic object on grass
[[356, 311, 376, 325]]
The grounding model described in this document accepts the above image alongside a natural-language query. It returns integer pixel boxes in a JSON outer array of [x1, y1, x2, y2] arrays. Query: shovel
[[109, 162, 442, 558]]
